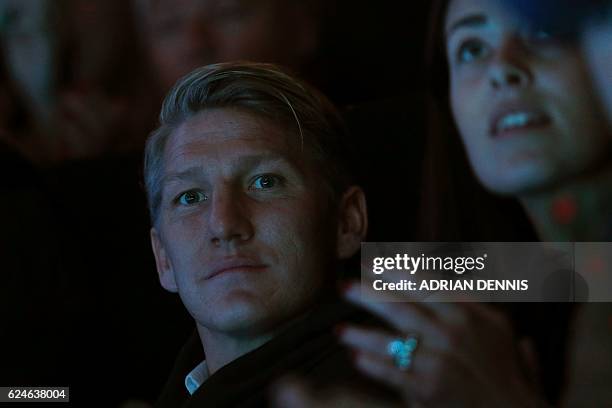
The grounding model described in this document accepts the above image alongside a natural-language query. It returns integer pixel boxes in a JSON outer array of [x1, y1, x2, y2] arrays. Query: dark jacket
[[156, 295, 398, 408]]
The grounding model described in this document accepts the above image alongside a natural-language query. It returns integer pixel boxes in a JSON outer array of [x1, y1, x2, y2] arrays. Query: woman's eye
[[250, 174, 280, 190], [177, 190, 207, 206], [456, 39, 489, 63]]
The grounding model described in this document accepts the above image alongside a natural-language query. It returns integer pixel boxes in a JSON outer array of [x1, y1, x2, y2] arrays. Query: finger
[[343, 282, 437, 334], [458, 302, 512, 332], [352, 350, 408, 390], [354, 349, 466, 406], [337, 325, 397, 358], [339, 325, 450, 387], [351, 276, 510, 334], [345, 280, 467, 327]]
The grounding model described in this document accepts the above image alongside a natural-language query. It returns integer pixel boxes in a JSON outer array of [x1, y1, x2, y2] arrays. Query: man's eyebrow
[[446, 14, 487, 38], [162, 166, 206, 185], [161, 154, 296, 185]]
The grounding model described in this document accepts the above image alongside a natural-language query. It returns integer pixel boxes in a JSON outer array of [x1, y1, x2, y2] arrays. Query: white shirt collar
[[185, 360, 209, 395]]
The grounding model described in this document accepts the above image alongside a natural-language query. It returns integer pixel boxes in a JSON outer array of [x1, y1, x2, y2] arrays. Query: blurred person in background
[[0, 0, 62, 128], [0, 1, 184, 405], [0, 23, 72, 393], [133, 0, 324, 93], [0, 0, 157, 165]]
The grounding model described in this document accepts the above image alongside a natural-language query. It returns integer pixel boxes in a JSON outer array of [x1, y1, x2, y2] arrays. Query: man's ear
[[336, 186, 368, 259], [150, 228, 178, 293]]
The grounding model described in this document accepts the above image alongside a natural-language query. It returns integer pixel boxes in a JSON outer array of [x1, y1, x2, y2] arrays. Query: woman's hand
[[273, 281, 547, 408], [273, 378, 399, 408], [335, 281, 547, 408]]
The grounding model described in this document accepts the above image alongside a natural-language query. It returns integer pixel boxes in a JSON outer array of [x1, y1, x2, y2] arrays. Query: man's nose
[[207, 187, 254, 246], [488, 36, 533, 90]]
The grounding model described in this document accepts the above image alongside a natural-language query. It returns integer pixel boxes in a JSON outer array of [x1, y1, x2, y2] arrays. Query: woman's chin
[[479, 164, 563, 196]]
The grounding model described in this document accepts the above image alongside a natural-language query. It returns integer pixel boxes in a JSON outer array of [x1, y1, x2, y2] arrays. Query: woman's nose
[[488, 36, 533, 90]]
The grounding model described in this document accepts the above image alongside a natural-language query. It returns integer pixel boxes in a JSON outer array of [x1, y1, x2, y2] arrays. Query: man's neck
[[196, 324, 275, 376], [195, 309, 314, 376], [519, 163, 612, 241]]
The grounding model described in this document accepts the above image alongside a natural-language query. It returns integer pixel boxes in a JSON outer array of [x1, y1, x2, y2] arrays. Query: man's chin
[[196, 294, 279, 336]]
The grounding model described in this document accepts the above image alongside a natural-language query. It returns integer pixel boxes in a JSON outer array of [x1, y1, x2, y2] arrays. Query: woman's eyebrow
[[446, 14, 487, 38]]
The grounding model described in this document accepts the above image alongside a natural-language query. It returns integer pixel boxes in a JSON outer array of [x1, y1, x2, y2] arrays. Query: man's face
[[151, 108, 338, 337], [140, 0, 316, 91]]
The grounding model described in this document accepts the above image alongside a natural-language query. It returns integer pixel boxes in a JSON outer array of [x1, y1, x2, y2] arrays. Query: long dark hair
[[418, 0, 537, 241], [418, 4, 576, 406]]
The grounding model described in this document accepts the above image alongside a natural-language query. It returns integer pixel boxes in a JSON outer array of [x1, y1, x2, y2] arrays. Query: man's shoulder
[[155, 331, 203, 408], [156, 296, 398, 407]]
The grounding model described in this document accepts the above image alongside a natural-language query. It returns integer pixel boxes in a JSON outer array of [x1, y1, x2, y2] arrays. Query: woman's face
[[445, 0, 610, 195]]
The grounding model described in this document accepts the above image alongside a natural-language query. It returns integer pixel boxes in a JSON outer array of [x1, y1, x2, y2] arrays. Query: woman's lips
[[489, 103, 552, 138]]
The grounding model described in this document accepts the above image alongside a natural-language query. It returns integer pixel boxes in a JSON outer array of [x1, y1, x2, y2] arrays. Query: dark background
[[0, 1, 432, 406]]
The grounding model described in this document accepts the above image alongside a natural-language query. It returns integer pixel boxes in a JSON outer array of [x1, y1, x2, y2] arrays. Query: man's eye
[[250, 174, 280, 190], [177, 190, 207, 205], [456, 39, 489, 63]]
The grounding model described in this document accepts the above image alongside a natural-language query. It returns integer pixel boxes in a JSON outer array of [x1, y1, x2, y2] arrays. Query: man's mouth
[[206, 258, 268, 280]]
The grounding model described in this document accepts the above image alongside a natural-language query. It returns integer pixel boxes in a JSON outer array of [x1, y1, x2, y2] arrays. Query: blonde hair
[[144, 61, 353, 225]]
